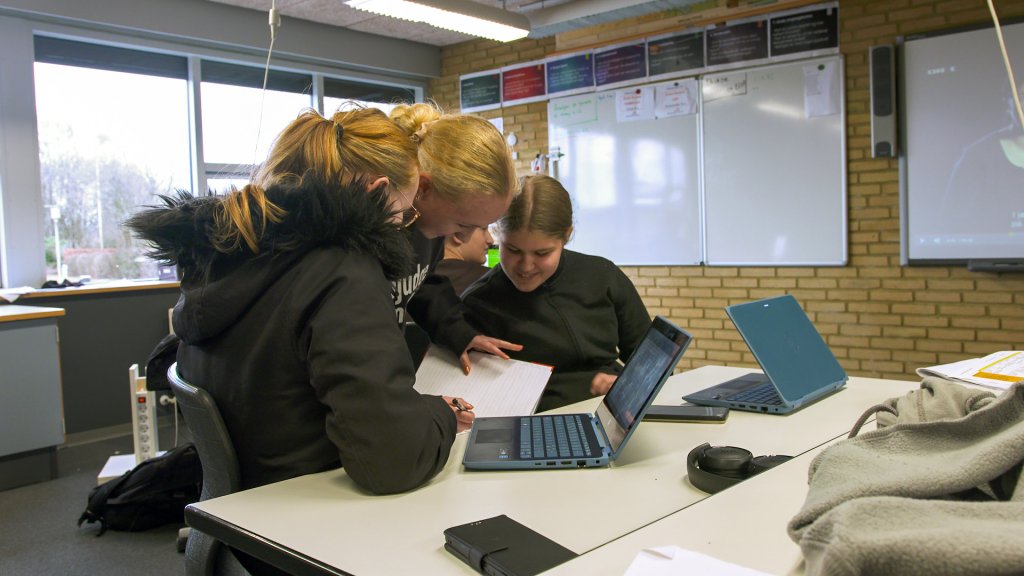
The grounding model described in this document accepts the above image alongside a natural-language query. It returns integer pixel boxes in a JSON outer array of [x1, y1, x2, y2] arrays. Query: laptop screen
[[598, 317, 691, 455]]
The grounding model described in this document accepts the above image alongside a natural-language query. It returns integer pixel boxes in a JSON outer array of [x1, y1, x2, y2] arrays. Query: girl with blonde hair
[[388, 102, 523, 373], [128, 106, 473, 496]]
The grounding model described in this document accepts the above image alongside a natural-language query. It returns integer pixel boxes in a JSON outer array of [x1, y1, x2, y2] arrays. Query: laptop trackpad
[[475, 427, 514, 444]]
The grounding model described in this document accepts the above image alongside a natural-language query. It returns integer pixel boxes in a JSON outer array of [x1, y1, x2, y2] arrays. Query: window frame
[[4, 22, 424, 285]]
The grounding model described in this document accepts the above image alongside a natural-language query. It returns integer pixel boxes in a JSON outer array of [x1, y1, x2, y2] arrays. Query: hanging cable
[[251, 1, 282, 178], [987, 0, 1023, 131]]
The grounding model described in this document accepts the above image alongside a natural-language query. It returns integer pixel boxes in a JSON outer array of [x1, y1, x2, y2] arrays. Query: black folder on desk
[[444, 515, 577, 576]]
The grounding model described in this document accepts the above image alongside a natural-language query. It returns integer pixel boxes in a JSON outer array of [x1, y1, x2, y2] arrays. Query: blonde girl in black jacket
[[128, 108, 473, 495]]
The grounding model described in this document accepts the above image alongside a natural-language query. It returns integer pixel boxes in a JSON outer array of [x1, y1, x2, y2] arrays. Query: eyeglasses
[[397, 189, 420, 229], [399, 205, 420, 229]]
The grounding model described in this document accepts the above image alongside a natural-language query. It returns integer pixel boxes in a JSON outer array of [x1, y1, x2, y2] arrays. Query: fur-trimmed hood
[[126, 176, 414, 343], [127, 176, 413, 280]]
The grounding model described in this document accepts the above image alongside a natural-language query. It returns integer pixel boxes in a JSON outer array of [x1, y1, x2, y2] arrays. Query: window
[[201, 61, 312, 194], [322, 76, 415, 117], [34, 37, 192, 281], [28, 36, 422, 282]]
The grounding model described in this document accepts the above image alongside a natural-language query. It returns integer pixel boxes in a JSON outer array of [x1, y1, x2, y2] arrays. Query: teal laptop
[[463, 317, 691, 470], [683, 295, 847, 415]]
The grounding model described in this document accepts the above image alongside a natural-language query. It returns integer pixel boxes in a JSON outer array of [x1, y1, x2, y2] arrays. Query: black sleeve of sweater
[[608, 262, 652, 364], [305, 254, 456, 495], [407, 273, 478, 356]]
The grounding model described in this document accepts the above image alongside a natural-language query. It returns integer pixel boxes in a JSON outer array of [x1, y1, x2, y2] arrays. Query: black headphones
[[686, 443, 793, 494]]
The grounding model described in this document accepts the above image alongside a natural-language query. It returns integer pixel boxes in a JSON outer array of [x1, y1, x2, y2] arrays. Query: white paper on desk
[[916, 351, 1024, 390], [414, 347, 551, 418], [624, 546, 772, 575]]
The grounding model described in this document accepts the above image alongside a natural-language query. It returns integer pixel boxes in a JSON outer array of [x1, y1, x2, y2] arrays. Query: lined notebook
[[414, 347, 551, 418]]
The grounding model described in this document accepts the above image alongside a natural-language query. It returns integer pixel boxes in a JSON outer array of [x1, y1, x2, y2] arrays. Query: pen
[[451, 398, 467, 412]]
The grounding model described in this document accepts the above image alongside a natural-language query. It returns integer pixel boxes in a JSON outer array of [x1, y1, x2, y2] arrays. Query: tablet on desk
[[643, 405, 729, 423]]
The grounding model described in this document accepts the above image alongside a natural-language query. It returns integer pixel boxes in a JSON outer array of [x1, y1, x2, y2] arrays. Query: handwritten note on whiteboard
[[414, 348, 552, 418]]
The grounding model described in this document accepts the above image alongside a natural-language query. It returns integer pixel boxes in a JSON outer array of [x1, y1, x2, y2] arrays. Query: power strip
[[129, 364, 159, 464]]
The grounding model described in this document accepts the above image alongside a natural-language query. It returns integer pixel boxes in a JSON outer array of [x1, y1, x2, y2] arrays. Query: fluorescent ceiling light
[[346, 0, 531, 42]]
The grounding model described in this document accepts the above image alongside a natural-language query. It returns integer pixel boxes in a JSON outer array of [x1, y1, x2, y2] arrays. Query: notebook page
[[414, 347, 552, 418]]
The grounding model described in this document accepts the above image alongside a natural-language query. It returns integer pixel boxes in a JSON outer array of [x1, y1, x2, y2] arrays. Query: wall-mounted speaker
[[870, 44, 897, 158]]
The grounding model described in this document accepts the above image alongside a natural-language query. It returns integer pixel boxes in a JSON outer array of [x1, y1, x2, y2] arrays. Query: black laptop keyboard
[[518, 415, 595, 459], [727, 382, 785, 405]]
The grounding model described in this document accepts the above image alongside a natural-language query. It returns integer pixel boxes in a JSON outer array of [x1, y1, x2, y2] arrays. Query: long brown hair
[[495, 175, 574, 243]]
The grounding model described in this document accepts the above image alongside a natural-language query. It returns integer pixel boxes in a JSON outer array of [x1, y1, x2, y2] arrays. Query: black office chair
[[167, 362, 248, 576], [403, 322, 432, 370]]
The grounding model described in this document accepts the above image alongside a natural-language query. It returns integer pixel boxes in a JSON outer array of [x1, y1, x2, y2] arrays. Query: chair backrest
[[404, 322, 431, 370], [167, 362, 240, 500]]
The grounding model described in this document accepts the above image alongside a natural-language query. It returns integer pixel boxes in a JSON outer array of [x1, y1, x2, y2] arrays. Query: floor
[[0, 427, 191, 575]]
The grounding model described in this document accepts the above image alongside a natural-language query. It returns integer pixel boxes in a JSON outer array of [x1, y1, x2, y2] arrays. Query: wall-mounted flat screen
[[902, 21, 1024, 265]]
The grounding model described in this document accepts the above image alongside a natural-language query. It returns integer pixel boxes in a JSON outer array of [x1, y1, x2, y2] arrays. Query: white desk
[[542, 440, 843, 576], [185, 366, 917, 575]]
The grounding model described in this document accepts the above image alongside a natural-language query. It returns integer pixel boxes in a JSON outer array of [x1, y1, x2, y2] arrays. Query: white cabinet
[[0, 306, 65, 458]]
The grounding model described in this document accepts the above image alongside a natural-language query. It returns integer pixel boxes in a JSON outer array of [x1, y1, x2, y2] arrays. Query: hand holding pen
[[444, 396, 475, 433]]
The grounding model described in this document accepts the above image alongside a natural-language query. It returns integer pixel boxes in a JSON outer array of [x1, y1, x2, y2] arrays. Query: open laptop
[[463, 317, 691, 470], [683, 294, 846, 415]]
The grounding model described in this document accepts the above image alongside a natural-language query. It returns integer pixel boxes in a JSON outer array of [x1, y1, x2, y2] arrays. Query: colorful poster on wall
[[501, 61, 547, 105], [460, 70, 501, 112], [706, 20, 769, 67], [647, 30, 705, 79], [770, 5, 839, 57], [546, 52, 594, 96], [594, 42, 647, 88]]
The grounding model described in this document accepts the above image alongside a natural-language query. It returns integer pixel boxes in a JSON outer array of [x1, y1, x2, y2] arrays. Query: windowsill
[[15, 279, 180, 299]]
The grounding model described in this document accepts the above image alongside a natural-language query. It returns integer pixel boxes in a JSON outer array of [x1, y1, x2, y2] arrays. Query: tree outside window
[[34, 62, 191, 281]]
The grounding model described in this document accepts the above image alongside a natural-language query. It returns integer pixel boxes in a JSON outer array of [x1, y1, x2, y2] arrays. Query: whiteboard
[[548, 82, 703, 265], [702, 55, 847, 265]]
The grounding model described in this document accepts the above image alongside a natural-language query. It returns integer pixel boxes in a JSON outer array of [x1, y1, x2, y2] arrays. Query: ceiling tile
[[345, 14, 470, 45], [204, 1, 687, 47], [287, 0, 376, 27]]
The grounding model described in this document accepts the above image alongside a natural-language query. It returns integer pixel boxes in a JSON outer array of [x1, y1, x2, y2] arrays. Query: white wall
[[0, 16, 45, 287]]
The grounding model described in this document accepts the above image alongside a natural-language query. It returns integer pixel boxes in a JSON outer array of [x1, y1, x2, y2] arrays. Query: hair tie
[[334, 123, 344, 148], [412, 120, 435, 143]]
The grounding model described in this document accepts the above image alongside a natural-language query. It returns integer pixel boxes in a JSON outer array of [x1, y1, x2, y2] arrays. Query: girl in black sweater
[[461, 175, 652, 411]]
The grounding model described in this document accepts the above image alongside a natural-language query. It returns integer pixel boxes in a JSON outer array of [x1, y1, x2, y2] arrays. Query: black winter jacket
[[127, 177, 456, 494]]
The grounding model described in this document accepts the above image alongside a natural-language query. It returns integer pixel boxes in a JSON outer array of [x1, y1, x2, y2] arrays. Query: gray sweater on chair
[[788, 378, 1024, 576]]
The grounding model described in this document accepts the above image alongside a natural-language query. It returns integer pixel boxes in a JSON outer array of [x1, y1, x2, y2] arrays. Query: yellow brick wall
[[428, 0, 1024, 382]]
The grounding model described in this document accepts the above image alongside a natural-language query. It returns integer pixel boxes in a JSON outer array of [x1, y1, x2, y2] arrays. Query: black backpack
[[78, 443, 202, 535]]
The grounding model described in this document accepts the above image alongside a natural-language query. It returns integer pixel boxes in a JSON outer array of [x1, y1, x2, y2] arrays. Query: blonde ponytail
[[211, 106, 418, 255], [390, 102, 517, 204], [213, 184, 286, 253]]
